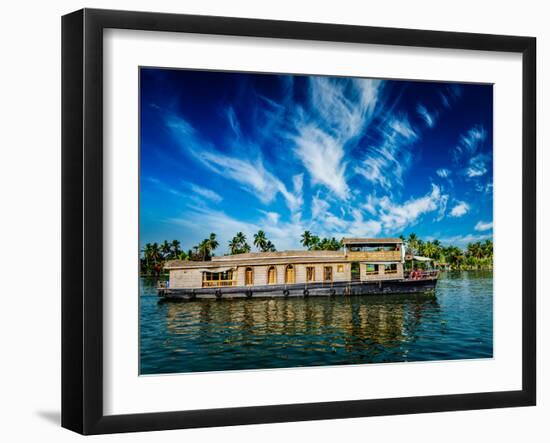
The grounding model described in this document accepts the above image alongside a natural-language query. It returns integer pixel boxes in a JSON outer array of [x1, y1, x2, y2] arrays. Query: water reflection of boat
[[159, 238, 438, 300], [161, 293, 440, 348]]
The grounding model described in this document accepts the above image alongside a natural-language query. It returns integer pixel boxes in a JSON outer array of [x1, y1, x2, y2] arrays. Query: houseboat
[[158, 238, 438, 300]]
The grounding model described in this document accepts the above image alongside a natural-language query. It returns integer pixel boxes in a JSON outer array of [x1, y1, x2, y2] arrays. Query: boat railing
[[202, 280, 237, 288], [405, 270, 439, 280]]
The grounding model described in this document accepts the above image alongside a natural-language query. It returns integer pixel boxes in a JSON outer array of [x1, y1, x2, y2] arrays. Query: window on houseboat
[[285, 265, 295, 284], [337, 264, 344, 273], [306, 266, 315, 282], [202, 270, 235, 287], [384, 263, 398, 274], [366, 264, 379, 275], [267, 266, 277, 284], [323, 266, 333, 282], [245, 267, 254, 285]]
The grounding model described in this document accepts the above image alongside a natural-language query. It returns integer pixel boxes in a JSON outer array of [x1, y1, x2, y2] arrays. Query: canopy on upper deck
[[342, 237, 403, 245], [412, 255, 434, 262]]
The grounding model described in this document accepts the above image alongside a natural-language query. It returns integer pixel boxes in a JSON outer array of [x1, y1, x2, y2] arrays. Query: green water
[[140, 271, 493, 374]]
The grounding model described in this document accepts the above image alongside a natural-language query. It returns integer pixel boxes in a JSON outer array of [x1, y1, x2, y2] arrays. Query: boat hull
[[158, 278, 437, 300]]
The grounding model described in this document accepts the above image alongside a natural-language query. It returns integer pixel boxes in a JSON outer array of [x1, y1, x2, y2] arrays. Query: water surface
[[140, 271, 493, 374]]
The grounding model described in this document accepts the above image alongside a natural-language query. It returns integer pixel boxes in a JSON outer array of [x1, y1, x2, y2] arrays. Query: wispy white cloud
[[226, 107, 241, 138], [389, 116, 417, 139], [436, 168, 451, 178], [362, 194, 378, 216], [147, 177, 223, 206], [166, 114, 302, 213], [165, 115, 195, 136], [281, 174, 304, 213], [439, 92, 450, 109], [292, 124, 350, 199], [466, 154, 489, 178], [308, 199, 382, 239], [416, 103, 437, 128], [189, 183, 222, 203], [290, 77, 383, 199], [376, 184, 447, 231], [454, 125, 487, 160], [310, 77, 381, 140], [346, 209, 382, 237], [475, 182, 493, 194], [449, 201, 470, 217], [439, 84, 462, 109], [146, 176, 184, 197], [195, 149, 302, 212], [355, 114, 417, 189], [323, 213, 348, 230], [475, 221, 493, 231], [311, 193, 330, 220], [436, 194, 449, 222]]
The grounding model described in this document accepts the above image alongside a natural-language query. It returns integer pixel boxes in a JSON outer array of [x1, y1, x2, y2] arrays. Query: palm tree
[[309, 235, 321, 250], [421, 241, 437, 259], [197, 239, 211, 261], [235, 232, 247, 250], [482, 239, 493, 259], [141, 243, 153, 274], [446, 246, 464, 268], [313, 236, 343, 251], [467, 242, 484, 259], [189, 246, 199, 261], [175, 250, 188, 260], [228, 232, 251, 254], [253, 230, 268, 251], [150, 242, 161, 261], [301, 231, 313, 249], [208, 233, 219, 254], [171, 239, 182, 258], [407, 233, 420, 255], [264, 240, 276, 252], [327, 237, 343, 251], [195, 233, 219, 261], [141, 242, 162, 277], [160, 240, 172, 259]]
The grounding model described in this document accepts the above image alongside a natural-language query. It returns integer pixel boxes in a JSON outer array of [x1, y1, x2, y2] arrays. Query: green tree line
[[400, 233, 493, 270], [140, 230, 493, 277]]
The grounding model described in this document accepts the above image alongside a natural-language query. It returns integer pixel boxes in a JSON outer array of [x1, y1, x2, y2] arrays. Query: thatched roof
[[342, 237, 402, 245]]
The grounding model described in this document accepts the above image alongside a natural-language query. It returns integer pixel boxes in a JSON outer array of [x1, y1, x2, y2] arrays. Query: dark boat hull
[[158, 278, 437, 300]]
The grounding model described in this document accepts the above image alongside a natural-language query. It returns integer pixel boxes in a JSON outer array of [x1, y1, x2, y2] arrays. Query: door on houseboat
[[323, 266, 333, 282], [267, 266, 277, 284], [351, 262, 360, 282], [285, 265, 295, 284], [245, 267, 254, 285]]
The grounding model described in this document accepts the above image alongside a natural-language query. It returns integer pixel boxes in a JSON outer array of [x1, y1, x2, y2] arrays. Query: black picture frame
[[62, 8, 536, 435]]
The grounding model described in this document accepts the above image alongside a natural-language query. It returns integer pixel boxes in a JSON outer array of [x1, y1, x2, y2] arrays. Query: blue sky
[[140, 68, 493, 254]]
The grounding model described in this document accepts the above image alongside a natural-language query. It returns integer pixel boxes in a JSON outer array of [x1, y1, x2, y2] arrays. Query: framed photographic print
[[62, 8, 536, 435]]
